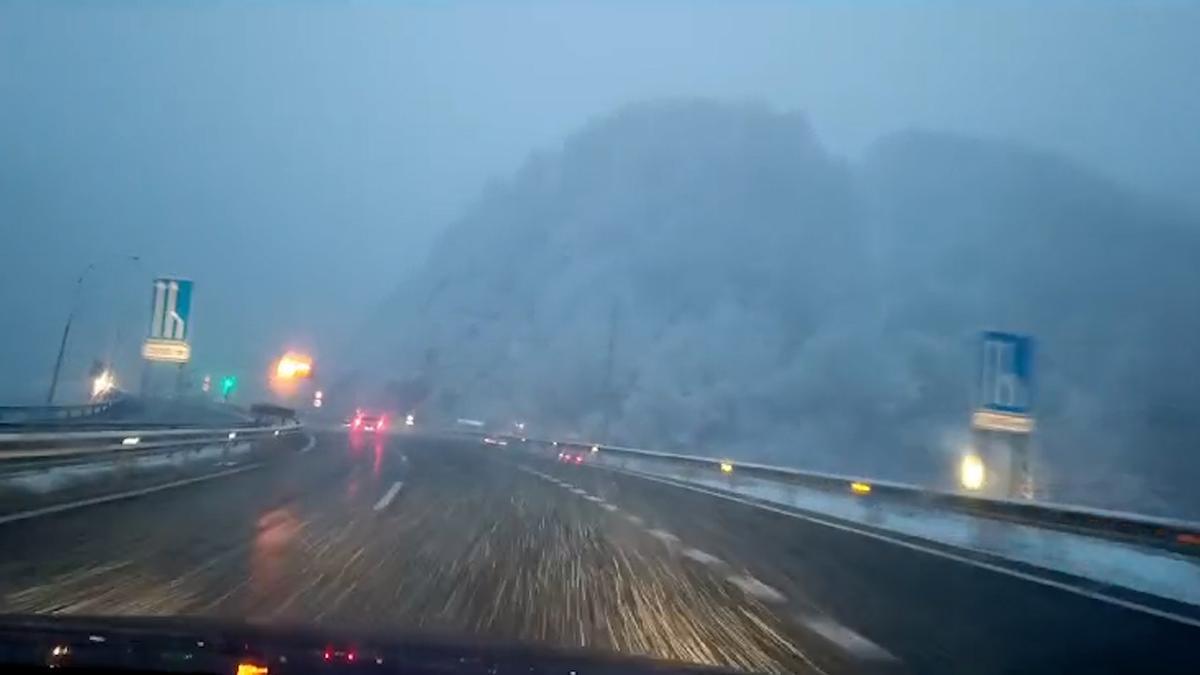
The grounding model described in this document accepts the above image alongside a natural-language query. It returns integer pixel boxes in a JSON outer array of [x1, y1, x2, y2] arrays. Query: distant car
[[351, 413, 386, 432], [557, 449, 585, 465]]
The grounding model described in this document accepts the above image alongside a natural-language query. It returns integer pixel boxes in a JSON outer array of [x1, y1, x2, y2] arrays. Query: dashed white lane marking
[[298, 432, 317, 453], [682, 547, 724, 567], [796, 614, 897, 662], [726, 574, 786, 604], [518, 462, 888, 669], [611, 467, 1200, 630], [373, 481, 404, 511], [648, 528, 680, 545]]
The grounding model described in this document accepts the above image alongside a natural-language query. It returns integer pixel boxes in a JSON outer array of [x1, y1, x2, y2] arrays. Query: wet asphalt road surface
[[0, 432, 1195, 674]]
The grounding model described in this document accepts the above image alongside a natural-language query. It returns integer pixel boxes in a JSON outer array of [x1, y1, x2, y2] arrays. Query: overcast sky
[[2, 0, 1197, 403]]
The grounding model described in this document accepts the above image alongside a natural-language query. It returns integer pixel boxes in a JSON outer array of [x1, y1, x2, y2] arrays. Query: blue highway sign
[[977, 331, 1034, 416], [148, 277, 193, 342]]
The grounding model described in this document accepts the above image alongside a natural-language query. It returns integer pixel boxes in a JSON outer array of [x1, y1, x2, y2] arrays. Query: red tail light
[[378, 416, 386, 430], [574, 455, 583, 464]]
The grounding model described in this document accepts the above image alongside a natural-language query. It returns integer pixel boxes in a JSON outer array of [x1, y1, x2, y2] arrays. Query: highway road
[[0, 431, 1193, 674]]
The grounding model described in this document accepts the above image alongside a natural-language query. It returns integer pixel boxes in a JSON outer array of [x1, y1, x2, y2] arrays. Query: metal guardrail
[[0, 422, 304, 462], [508, 435, 1200, 557]]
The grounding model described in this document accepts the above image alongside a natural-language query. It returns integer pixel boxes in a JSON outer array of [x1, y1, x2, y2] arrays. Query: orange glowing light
[[274, 351, 314, 379], [236, 664, 269, 675]]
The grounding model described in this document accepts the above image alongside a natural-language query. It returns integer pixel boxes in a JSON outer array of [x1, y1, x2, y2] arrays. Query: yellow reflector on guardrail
[[850, 481, 872, 495], [719, 462, 734, 474]]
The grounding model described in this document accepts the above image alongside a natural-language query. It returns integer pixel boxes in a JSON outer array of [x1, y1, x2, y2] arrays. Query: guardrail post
[[679, 461, 695, 481], [116, 443, 133, 478], [862, 491, 885, 526]]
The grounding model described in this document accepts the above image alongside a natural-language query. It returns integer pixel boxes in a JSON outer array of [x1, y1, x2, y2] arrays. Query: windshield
[[2, 2, 1198, 674]]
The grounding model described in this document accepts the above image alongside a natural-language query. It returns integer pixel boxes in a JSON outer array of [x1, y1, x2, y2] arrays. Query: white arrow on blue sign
[[148, 278, 193, 342], [977, 331, 1034, 415]]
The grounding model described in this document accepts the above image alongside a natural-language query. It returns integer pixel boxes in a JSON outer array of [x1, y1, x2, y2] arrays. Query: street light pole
[[46, 265, 91, 405], [45, 256, 140, 405]]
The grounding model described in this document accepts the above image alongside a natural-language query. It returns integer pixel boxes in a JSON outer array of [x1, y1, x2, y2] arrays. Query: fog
[[3, 2, 1200, 510]]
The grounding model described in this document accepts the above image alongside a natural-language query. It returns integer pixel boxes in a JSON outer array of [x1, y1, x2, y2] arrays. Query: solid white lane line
[[298, 432, 317, 453], [0, 464, 263, 527], [795, 614, 898, 663], [648, 528, 680, 544], [727, 574, 786, 603], [373, 481, 404, 512], [682, 548, 724, 567], [610, 467, 1200, 629]]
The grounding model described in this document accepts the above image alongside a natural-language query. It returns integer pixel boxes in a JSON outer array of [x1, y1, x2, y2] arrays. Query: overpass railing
[[0, 401, 116, 424]]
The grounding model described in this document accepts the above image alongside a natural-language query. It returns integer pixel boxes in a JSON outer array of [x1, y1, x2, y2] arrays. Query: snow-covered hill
[[355, 100, 1200, 514]]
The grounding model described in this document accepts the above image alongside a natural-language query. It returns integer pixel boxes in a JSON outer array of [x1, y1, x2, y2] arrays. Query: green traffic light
[[220, 376, 238, 396]]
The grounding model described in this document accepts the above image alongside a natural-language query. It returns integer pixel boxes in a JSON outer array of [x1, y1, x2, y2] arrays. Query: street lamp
[[91, 369, 117, 399], [46, 255, 140, 404]]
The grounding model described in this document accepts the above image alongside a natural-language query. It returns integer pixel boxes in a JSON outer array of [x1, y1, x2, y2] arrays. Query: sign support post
[[970, 331, 1036, 499]]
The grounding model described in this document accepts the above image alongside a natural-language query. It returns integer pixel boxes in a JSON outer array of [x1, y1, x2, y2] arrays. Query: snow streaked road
[[0, 432, 1193, 674]]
